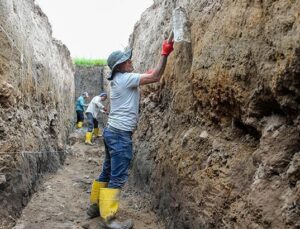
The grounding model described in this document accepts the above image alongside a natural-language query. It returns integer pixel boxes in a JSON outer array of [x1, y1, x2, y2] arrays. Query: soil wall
[[74, 66, 110, 100], [0, 0, 74, 227], [129, 0, 300, 228]]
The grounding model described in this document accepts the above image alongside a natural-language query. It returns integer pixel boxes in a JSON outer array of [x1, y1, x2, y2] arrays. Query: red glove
[[161, 40, 174, 56]]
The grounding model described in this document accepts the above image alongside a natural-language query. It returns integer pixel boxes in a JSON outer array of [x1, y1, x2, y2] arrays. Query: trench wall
[[129, 0, 300, 228], [0, 0, 74, 227], [74, 66, 110, 100]]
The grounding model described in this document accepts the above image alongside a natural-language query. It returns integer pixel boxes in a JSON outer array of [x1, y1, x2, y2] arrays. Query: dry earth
[[13, 129, 164, 229], [1, 0, 300, 228], [129, 0, 300, 227]]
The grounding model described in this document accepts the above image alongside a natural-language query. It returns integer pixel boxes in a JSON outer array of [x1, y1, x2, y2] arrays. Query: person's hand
[[161, 40, 174, 56], [103, 107, 109, 115], [145, 69, 154, 74]]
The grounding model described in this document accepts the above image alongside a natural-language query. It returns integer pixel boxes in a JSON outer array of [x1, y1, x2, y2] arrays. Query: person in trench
[[86, 39, 174, 229], [75, 92, 89, 128], [85, 92, 108, 145]]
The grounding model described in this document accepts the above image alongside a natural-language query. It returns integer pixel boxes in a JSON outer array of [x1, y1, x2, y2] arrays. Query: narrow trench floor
[[14, 130, 164, 229]]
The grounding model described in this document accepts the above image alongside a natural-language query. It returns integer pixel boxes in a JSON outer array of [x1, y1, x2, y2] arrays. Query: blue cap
[[107, 49, 132, 80], [100, 92, 107, 97]]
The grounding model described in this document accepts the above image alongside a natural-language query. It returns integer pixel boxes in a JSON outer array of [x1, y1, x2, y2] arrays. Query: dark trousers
[[76, 110, 84, 123], [86, 112, 98, 132]]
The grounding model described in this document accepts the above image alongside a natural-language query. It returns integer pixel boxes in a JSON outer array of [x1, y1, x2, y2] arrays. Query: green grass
[[73, 58, 107, 66]]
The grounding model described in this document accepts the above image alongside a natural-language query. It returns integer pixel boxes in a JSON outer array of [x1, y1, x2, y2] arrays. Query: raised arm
[[139, 40, 174, 85]]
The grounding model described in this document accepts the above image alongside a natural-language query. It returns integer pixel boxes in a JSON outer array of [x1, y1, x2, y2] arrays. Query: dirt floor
[[13, 129, 165, 229]]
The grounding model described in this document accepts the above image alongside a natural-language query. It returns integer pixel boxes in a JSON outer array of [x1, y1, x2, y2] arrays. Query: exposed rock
[[199, 130, 208, 139], [0, 174, 6, 187], [287, 152, 300, 186]]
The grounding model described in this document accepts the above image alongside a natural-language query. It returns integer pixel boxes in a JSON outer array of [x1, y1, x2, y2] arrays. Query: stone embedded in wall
[[0, 81, 21, 107]]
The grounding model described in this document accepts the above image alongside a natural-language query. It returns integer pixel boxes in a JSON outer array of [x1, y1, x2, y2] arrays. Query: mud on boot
[[86, 180, 107, 219], [99, 188, 133, 229], [85, 132, 94, 145], [93, 127, 102, 137], [86, 203, 100, 219], [104, 219, 133, 229]]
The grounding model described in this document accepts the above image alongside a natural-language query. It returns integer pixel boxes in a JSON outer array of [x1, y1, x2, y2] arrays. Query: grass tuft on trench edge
[[73, 58, 107, 66]]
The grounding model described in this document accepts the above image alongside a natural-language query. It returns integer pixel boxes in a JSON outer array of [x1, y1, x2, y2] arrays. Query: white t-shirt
[[107, 72, 141, 131], [86, 95, 105, 118]]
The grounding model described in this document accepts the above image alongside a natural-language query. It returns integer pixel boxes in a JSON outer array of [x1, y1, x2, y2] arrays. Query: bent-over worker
[[85, 92, 108, 145]]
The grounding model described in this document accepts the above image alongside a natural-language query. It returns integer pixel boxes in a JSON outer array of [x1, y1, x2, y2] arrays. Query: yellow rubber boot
[[93, 128, 102, 137], [85, 132, 93, 145], [90, 180, 108, 203], [86, 180, 108, 219], [77, 121, 83, 128], [99, 188, 133, 229], [99, 188, 120, 220]]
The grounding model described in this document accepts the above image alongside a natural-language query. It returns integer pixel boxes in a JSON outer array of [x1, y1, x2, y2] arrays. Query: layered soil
[[0, 0, 74, 226], [129, 0, 300, 228]]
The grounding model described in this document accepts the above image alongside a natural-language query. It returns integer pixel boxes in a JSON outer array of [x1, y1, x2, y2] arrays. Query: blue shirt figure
[[76, 92, 89, 128], [76, 95, 86, 112]]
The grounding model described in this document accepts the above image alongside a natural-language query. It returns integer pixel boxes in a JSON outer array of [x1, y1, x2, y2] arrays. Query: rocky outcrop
[[130, 0, 300, 228], [0, 0, 74, 227]]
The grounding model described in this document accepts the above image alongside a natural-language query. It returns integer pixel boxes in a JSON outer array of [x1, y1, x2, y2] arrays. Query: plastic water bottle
[[173, 7, 191, 43]]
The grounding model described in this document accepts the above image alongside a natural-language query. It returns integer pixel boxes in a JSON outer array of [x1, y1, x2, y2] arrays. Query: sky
[[35, 0, 153, 59]]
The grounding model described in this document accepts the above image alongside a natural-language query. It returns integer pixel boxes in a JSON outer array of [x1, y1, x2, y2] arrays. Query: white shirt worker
[[86, 95, 105, 118]]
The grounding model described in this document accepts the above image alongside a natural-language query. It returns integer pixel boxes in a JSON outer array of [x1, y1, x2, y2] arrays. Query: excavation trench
[[14, 128, 165, 229], [1, 0, 300, 228]]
